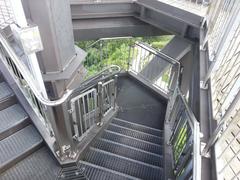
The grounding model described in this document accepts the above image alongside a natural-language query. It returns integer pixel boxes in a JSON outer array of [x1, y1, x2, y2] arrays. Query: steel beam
[[198, 26, 213, 180], [21, 0, 88, 162], [136, 0, 203, 28], [70, 0, 203, 40], [73, 17, 167, 41]]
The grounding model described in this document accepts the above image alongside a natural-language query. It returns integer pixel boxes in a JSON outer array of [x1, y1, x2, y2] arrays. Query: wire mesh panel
[[204, 1, 240, 179], [0, 0, 14, 29], [208, 1, 240, 120], [207, 0, 240, 60], [215, 109, 240, 180]]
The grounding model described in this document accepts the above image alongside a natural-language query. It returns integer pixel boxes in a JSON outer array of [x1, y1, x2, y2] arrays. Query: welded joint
[[55, 144, 78, 161]]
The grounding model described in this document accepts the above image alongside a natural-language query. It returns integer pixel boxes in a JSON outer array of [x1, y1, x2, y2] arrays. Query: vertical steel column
[[20, 0, 87, 161]]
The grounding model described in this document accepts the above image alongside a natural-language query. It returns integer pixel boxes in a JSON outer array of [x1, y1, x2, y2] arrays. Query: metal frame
[[127, 40, 201, 180], [128, 41, 180, 97], [70, 88, 98, 141], [199, 1, 240, 179], [167, 87, 201, 180], [0, 30, 121, 162]]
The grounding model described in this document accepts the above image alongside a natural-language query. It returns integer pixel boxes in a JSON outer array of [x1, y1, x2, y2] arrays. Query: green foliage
[[77, 35, 173, 77]]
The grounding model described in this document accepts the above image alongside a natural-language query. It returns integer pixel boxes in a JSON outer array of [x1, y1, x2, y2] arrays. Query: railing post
[[97, 82, 103, 126], [127, 45, 132, 71], [113, 75, 118, 110]]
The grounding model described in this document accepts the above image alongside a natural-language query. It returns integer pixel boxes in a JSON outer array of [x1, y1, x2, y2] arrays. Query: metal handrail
[[80, 65, 120, 87], [128, 41, 200, 179], [0, 32, 73, 106], [0, 32, 121, 106], [135, 41, 180, 65], [128, 42, 181, 96], [168, 87, 201, 180]]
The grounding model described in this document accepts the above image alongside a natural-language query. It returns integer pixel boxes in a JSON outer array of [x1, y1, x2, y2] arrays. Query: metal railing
[[101, 77, 117, 115], [127, 41, 200, 180], [0, 30, 120, 158], [200, 1, 240, 179], [0, 33, 55, 135], [70, 88, 98, 141], [69, 76, 118, 141], [0, 33, 73, 107], [128, 42, 180, 96], [192, 0, 240, 179], [168, 87, 201, 180]]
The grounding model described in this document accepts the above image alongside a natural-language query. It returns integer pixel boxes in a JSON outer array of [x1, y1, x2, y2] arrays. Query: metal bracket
[[97, 122, 103, 127], [200, 44, 207, 51], [68, 109, 74, 114], [200, 81, 208, 90], [62, 145, 71, 153], [201, 142, 211, 158]]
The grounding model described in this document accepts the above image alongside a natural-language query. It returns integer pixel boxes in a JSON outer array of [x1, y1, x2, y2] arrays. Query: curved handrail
[[0, 32, 120, 106], [81, 65, 120, 85], [70, 65, 121, 97]]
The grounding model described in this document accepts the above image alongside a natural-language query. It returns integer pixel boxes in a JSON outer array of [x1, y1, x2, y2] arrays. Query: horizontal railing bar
[[71, 88, 97, 103], [135, 42, 180, 65]]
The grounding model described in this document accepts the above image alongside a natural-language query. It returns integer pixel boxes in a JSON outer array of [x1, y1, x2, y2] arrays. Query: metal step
[[0, 125, 43, 174], [0, 147, 61, 180], [102, 130, 163, 155], [93, 138, 163, 167], [0, 104, 30, 141], [58, 165, 87, 180], [0, 82, 17, 111], [107, 123, 163, 145], [78, 161, 140, 180], [83, 148, 164, 180], [112, 118, 163, 137]]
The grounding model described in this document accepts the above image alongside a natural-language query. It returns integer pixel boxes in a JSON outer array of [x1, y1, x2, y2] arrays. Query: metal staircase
[[80, 117, 164, 180], [78, 76, 167, 180], [0, 69, 167, 180], [0, 73, 61, 180]]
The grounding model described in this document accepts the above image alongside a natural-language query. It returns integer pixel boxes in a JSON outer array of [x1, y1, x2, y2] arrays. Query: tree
[[77, 35, 173, 77]]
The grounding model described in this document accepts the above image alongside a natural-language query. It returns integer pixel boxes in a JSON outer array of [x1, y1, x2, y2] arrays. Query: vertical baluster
[[82, 95, 87, 130], [128, 45, 132, 71], [71, 101, 79, 138], [87, 93, 91, 127], [78, 99, 84, 136], [114, 75, 118, 110], [97, 82, 103, 126]]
